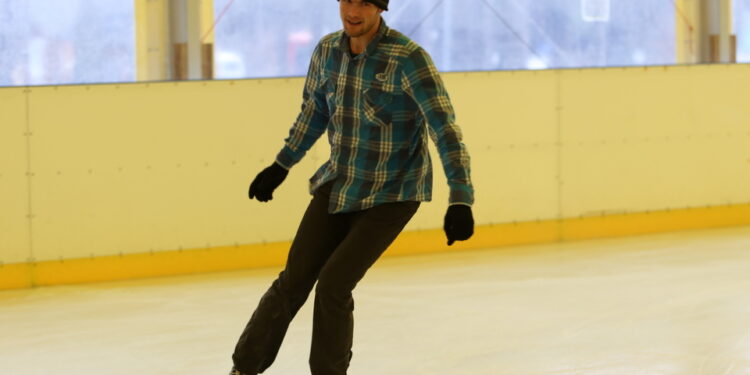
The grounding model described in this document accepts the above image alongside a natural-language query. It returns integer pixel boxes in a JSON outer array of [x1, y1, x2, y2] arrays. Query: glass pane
[[213, 0, 674, 78], [736, 0, 750, 62], [0, 0, 135, 87], [388, 0, 675, 71], [213, 0, 340, 79]]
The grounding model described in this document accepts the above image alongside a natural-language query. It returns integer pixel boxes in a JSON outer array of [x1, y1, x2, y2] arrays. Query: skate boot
[[229, 366, 256, 375]]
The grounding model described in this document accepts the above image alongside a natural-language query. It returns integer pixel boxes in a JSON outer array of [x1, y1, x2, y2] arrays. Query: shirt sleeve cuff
[[275, 148, 296, 170], [449, 185, 474, 207]]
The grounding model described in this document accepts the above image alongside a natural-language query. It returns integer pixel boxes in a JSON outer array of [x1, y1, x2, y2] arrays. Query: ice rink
[[2, 225, 750, 375]]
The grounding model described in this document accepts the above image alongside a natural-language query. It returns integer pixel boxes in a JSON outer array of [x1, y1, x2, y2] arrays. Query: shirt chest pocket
[[324, 78, 338, 114], [363, 84, 395, 127]]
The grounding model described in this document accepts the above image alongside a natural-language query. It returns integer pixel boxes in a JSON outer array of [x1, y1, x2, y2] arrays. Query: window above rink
[[212, 0, 676, 79], [736, 0, 750, 62], [0, 0, 136, 87], [10, 1, 750, 85]]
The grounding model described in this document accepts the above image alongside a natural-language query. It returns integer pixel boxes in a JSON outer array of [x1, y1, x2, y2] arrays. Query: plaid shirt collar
[[338, 17, 389, 60]]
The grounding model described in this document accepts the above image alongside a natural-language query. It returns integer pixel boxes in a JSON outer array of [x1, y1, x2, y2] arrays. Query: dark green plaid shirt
[[276, 19, 474, 214]]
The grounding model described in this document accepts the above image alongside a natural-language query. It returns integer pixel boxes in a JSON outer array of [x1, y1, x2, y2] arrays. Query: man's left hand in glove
[[443, 204, 474, 246]]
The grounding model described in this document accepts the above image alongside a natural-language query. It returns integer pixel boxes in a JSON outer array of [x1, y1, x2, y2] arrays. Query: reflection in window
[[0, 0, 135, 87], [213, 0, 674, 79], [736, 0, 750, 62]]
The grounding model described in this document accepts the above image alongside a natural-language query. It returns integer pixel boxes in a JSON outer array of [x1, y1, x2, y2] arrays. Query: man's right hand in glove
[[248, 162, 289, 202]]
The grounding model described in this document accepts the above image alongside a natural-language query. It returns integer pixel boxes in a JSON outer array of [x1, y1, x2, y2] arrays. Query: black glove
[[248, 162, 289, 202], [444, 204, 474, 245]]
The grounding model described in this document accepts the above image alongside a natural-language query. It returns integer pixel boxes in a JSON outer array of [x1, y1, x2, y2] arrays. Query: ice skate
[[228, 366, 255, 375]]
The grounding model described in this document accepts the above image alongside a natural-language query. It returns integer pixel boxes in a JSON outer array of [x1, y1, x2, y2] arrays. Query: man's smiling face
[[339, 0, 382, 38]]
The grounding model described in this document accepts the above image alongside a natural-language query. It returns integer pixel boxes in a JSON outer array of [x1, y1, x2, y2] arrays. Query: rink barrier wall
[[1, 64, 750, 290], [2, 202, 750, 289]]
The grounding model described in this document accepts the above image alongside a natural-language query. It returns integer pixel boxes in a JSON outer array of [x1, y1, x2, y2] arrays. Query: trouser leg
[[232, 181, 350, 374], [309, 200, 420, 375]]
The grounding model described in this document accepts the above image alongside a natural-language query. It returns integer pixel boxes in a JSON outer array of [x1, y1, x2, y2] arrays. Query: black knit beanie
[[369, 0, 388, 10], [339, 0, 388, 11]]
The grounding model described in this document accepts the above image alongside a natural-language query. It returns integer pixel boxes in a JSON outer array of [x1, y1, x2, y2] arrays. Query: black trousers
[[232, 180, 420, 375]]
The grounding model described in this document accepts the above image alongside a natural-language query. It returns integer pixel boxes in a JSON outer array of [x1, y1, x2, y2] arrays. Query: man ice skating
[[231, 0, 474, 373]]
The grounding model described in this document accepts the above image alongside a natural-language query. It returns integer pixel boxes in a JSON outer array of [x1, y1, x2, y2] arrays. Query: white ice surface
[[2, 226, 750, 374]]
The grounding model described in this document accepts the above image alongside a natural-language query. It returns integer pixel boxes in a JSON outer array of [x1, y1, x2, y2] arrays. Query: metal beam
[[135, 0, 214, 81], [135, 0, 171, 81], [675, 0, 735, 64]]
